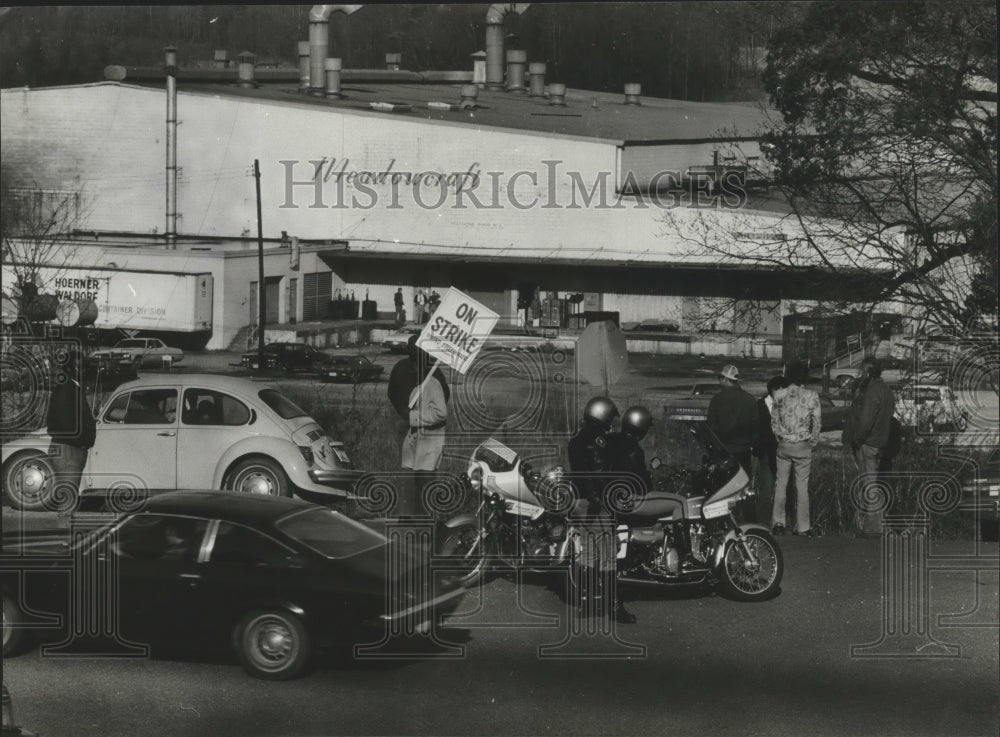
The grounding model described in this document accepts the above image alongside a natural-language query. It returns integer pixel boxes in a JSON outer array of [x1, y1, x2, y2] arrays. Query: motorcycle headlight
[[469, 467, 483, 492]]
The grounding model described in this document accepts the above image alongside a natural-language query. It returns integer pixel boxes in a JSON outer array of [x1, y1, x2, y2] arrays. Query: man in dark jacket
[[842, 357, 896, 535], [46, 350, 96, 510], [568, 397, 636, 623], [707, 365, 758, 477]]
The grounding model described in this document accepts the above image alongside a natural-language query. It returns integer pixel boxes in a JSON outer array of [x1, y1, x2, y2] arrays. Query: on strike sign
[[417, 287, 499, 374]]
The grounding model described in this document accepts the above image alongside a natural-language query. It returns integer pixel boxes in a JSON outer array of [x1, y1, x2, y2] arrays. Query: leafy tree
[[757, 1, 998, 333]]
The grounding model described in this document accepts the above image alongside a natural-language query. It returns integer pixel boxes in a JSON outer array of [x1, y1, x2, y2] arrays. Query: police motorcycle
[[436, 437, 578, 586], [612, 407, 783, 601], [437, 409, 783, 602]]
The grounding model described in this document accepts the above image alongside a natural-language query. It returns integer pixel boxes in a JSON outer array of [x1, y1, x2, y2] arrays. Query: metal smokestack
[[324, 58, 343, 97], [297, 41, 311, 91], [505, 49, 527, 93], [164, 46, 178, 249], [309, 5, 363, 96], [528, 62, 546, 97], [485, 3, 530, 90]]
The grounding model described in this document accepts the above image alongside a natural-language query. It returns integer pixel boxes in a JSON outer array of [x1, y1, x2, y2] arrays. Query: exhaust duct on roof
[[528, 62, 546, 97], [309, 5, 363, 96], [485, 3, 530, 90], [297, 41, 311, 90]]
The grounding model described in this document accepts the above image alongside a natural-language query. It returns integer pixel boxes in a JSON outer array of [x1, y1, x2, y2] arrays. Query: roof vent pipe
[[164, 46, 178, 250], [385, 52, 401, 71], [297, 41, 311, 90], [624, 82, 642, 106], [459, 84, 479, 109], [485, 3, 530, 90], [506, 49, 527, 93], [528, 62, 546, 97], [548, 82, 566, 106], [309, 5, 363, 96], [324, 58, 342, 98], [237, 51, 256, 88], [471, 50, 487, 86]]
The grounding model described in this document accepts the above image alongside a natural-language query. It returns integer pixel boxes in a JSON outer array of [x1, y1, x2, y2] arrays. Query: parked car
[[90, 338, 184, 369], [319, 356, 385, 384], [241, 342, 334, 373], [961, 455, 999, 542], [817, 393, 847, 432], [1, 374, 361, 511], [84, 350, 138, 382], [381, 326, 422, 354], [690, 383, 723, 397], [894, 383, 970, 432], [1, 491, 467, 679]]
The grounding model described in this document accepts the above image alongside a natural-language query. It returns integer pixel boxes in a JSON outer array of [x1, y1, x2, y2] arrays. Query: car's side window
[[122, 389, 177, 424], [209, 522, 294, 566], [112, 514, 209, 562], [103, 393, 131, 423], [181, 389, 251, 426]]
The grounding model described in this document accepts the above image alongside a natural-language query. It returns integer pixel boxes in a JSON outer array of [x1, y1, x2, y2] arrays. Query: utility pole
[[254, 159, 265, 374]]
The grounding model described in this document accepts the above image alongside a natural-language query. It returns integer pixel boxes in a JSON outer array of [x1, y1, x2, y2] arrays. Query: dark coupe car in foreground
[[2, 492, 466, 679]]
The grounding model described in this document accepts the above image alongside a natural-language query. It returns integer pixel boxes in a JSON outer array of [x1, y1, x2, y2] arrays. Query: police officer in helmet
[[603, 405, 653, 624], [567, 397, 636, 624]]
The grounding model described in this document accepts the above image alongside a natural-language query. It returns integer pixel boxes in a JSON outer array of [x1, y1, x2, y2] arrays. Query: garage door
[[303, 271, 332, 321]]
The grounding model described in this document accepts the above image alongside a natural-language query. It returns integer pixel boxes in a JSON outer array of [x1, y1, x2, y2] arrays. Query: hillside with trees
[[0, 3, 786, 102]]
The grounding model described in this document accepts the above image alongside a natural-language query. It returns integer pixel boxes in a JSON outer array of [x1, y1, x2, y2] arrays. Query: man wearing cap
[[707, 365, 759, 520]]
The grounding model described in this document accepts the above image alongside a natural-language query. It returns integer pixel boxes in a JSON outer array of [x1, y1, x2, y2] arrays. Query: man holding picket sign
[[398, 287, 499, 516]]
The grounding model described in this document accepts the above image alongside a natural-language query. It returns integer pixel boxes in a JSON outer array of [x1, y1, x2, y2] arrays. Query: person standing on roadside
[[771, 361, 822, 537], [399, 336, 449, 517], [707, 364, 758, 475], [568, 397, 635, 624], [46, 350, 96, 510], [753, 375, 790, 525], [413, 289, 427, 325], [393, 288, 405, 324], [707, 364, 758, 521], [842, 357, 896, 535]]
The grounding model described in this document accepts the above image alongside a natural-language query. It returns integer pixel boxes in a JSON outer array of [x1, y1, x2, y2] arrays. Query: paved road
[[4, 536, 998, 737]]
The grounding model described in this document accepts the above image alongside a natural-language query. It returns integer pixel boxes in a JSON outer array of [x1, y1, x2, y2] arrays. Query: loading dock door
[[467, 290, 511, 320], [265, 277, 281, 324], [303, 271, 332, 321]]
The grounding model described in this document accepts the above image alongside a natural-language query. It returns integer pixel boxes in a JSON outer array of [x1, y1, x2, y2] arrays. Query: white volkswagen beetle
[[1, 374, 360, 510]]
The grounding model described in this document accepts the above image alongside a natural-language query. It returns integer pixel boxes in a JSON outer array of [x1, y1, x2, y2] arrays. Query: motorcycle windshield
[[650, 413, 742, 498]]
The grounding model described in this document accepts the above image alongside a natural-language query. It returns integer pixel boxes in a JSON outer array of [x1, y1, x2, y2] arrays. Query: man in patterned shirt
[[770, 361, 822, 536]]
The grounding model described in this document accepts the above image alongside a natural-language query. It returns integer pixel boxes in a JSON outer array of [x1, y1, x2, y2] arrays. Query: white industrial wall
[[0, 83, 800, 266]]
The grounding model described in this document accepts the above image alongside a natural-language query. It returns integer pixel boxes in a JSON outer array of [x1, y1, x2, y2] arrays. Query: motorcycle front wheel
[[719, 530, 783, 602], [437, 522, 488, 587]]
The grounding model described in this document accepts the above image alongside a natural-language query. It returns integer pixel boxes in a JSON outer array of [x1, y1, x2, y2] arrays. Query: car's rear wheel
[[3, 590, 27, 657], [234, 609, 311, 680], [3, 451, 55, 511], [225, 457, 291, 498]]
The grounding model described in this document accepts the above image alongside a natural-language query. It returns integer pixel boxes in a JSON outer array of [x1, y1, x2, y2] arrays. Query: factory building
[[1, 5, 874, 351]]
